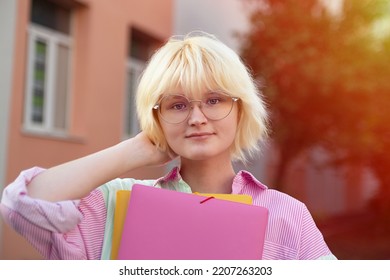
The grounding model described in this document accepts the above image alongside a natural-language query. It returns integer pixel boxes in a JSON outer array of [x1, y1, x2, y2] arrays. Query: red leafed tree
[[239, 0, 390, 220]]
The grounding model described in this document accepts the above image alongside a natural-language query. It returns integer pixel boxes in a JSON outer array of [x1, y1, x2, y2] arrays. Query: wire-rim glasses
[[153, 91, 239, 124]]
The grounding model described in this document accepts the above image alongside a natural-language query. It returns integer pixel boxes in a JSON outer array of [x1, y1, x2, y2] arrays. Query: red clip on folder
[[117, 184, 269, 260]]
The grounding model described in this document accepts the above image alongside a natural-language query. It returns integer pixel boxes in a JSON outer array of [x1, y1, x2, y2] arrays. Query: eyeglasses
[[153, 92, 239, 124]]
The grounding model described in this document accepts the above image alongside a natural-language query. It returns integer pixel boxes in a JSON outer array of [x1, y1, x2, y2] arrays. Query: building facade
[[0, 0, 173, 259]]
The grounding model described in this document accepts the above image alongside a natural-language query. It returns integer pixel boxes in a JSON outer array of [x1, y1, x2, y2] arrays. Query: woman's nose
[[187, 103, 208, 125]]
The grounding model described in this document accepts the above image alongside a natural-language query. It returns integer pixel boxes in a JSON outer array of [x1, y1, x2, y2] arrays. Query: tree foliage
[[239, 0, 390, 214]]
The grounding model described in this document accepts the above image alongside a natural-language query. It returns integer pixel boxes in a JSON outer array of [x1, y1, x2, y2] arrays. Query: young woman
[[0, 32, 336, 260]]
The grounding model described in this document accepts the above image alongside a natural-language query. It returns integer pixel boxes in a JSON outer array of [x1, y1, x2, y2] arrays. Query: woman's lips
[[185, 132, 215, 139]]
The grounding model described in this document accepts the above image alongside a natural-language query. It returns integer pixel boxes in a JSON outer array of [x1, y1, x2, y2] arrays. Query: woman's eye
[[207, 98, 220, 105], [171, 103, 187, 110]]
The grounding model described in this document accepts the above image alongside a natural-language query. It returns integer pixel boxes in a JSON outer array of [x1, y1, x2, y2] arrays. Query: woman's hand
[[124, 131, 178, 167]]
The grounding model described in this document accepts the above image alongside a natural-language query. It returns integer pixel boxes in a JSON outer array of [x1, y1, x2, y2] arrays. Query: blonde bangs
[[158, 44, 227, 98]]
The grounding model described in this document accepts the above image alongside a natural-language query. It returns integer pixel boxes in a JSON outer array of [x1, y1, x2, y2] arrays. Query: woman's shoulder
[[236, 170, 306, 210], [255, 188, 309, 221], [239, 177, 308, 218], [261, 188, 305, 206]]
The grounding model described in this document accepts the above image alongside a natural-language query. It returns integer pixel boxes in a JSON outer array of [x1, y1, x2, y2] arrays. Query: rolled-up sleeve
[[0, 167, 107, 259]]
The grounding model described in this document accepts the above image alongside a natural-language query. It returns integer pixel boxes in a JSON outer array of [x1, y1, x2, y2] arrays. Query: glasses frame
[[153, 93, 239, 124]]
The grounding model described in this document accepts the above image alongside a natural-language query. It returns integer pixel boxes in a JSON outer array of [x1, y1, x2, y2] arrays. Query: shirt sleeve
[[0, 167, 107, 259], [298, 205, 337, 260]]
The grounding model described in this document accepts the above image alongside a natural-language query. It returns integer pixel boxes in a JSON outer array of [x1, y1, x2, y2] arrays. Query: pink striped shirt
[[0, 167, 336, 260]]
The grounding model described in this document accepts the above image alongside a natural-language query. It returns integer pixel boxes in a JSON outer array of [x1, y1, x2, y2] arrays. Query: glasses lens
[[159, 95, 191, 124], [158, 92, 236, 123], [201, 92, 234, 120]]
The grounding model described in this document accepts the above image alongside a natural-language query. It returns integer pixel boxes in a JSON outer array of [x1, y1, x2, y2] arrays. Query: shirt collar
[[232, 170, 268, 194], [155, 167, 268, 193], [154, 166, 182, 186]]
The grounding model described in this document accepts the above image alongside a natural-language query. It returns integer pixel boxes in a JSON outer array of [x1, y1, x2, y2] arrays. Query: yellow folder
[[110, 189, 252, 260]]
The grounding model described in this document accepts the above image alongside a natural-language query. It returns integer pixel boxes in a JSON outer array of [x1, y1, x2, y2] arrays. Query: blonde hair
[[136, 31, 268, 162]]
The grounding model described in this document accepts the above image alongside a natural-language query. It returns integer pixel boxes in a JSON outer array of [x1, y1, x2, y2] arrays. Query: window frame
[[23, 23, 73, 136]]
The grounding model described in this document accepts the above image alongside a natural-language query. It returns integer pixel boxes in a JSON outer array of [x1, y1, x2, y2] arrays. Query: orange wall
[[2, 0, 173, 259]]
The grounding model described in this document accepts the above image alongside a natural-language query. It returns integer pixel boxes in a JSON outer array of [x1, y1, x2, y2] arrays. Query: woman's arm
[[28, 132, 174, 202]]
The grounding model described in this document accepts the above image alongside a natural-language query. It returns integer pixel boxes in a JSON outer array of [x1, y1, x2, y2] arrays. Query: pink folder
[[117, 184, 269, 260]]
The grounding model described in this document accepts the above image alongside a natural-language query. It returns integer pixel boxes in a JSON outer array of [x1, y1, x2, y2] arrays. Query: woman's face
[[157, 89, 239, 162]]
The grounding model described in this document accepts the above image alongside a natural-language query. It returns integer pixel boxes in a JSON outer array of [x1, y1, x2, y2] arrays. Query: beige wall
[[1, 0, 173, 259]]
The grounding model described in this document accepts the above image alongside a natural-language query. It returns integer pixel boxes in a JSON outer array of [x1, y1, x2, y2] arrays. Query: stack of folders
[[111, 184, 268, 260]]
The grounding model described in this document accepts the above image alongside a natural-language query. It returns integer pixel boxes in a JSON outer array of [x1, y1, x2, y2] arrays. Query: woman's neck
[[180, 157, 236, 194]]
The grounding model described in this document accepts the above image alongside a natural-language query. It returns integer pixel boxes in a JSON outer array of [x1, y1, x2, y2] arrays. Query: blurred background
[[0, 0, 389, 259]]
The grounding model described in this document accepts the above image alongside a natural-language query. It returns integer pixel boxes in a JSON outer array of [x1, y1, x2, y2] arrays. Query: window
[[124, 29, 161, 138], [24, 0, 72, 135]]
